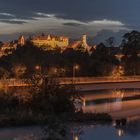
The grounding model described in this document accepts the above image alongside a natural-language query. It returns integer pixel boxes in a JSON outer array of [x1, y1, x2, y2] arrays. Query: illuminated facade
[[0, 42, 17, 57], [0, 34, 95, 57], [0, 35, 25, 57], [69, 34, 92, 52], [18, 35, 25, 46], [30, 34, 69, 50], [82, 34, 88, 48]]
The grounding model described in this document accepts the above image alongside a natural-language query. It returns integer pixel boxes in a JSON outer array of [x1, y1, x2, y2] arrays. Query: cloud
[[63, 22, 85, 27], [0, 11, 128, 39], [0, 0, 138, 23], [93, 29, 128, 45], [0, 19, 27, 24], [0, 12, 15, 17], [0, 0, 136, 40], [35, 12, 55, 18], [89, 19, 124, 26]]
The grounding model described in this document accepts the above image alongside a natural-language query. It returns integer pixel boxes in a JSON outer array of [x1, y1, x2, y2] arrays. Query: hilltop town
[[0, 34, 97, 57]]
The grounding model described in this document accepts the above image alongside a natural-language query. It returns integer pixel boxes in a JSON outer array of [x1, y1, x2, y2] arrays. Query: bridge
[[0, 76, 140, 89], [59, 76, 140, 85], [0, 77, 140, 120]]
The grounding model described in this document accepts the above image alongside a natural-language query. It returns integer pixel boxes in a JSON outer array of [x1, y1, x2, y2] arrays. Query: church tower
[[18, 35, 25, 46], [82, 34, 89, 50], [82, 34, 88, 47]]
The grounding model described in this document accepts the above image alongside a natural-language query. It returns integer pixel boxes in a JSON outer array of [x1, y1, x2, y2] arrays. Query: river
[[0, 120, 140, 140], [0, 88, 140, 140]]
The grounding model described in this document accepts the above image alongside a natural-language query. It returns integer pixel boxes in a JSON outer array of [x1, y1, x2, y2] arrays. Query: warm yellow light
[[74, 135, 78, 140], [35, 65, 41, 70], [74, 64, 80, 70], [118, 129, 124, 137]]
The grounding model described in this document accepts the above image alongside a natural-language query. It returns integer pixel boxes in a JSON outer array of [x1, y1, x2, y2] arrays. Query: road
[[76, 82, 140, 91]]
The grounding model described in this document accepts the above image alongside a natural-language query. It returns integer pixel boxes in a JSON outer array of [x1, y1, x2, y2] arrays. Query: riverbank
[[0, 112, 112, 128]]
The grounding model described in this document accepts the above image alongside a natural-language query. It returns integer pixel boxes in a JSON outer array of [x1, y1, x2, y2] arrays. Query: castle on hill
[[0, 34, 95, 57], [30, 34, 69, 49], [30, 34, 93, 52]]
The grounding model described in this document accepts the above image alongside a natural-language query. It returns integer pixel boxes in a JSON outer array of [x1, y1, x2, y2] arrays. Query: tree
[[0, 67, 10, 79], [11, 63, 27, 78], [111, 66, 124, 78], [122, 30, 140, 56], [105, 37, 115, 47], [29, 73, 81, 115]]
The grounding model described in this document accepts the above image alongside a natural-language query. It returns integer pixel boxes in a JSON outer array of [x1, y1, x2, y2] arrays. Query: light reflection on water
[[0, 121, 140, 140], [71, 119, 140, 140], [0, 127, 43, 140], [81, 89, 140, 118], [0, 89, 140, 140]]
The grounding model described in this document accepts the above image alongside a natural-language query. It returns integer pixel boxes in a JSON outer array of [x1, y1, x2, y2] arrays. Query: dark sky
[[0, 0, 139, 41]]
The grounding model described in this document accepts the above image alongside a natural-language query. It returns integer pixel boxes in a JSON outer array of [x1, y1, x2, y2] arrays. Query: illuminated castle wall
[[30, 34, 69, 49], [69, 34, 91, 51]]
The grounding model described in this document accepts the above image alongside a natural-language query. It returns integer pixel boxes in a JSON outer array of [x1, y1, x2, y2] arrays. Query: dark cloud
[[93, 29, 127, 45], [63, 23, 84, 27], [0, 0, 139, 23], [0, 0, 139, 41], [0, 19, 27, 24]]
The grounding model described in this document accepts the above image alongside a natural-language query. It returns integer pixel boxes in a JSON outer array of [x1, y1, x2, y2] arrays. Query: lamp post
[[73, 64, 80, 84], [35, 65, 41, 71]]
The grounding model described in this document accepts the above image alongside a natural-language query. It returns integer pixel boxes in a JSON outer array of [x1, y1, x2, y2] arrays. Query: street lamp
[[35, 65, 41, 71], [73, 64, 80, 84]]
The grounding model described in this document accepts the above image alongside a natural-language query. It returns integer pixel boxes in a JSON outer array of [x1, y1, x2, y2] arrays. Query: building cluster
[[0, 34, 96, 57], [0, 35, 25, 57], [30, 34, 69, 50]]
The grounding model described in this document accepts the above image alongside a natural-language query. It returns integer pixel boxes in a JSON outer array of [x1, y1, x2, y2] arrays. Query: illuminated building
[[30, 34, 69, 50], [0, 35, 25, 57], [0, 34, 95, 57], [18, 35, 25, 46], [69, 34, 91, 52], [82, 34, 88, 48], [0, 42, 17, 57]]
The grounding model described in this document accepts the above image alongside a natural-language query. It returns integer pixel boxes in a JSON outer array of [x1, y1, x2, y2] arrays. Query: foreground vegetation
[[0, 74, 112, 126], [0, 74, 112, 140]]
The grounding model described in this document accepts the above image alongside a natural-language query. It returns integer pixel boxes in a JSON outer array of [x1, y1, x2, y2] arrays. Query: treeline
[[0, 42, 118, 78], [0, 75, 78, 126], [0, 30, 140, 78]]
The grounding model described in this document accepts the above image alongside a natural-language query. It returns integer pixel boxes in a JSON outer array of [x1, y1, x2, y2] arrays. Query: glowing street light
[[35, 65, 41, 71]]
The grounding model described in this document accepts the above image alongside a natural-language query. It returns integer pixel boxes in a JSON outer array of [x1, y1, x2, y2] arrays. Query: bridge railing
[[59, 76, 140, 84], [0, 76, 140, 87]]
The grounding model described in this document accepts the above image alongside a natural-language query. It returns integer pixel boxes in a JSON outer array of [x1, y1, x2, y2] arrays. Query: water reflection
[[117, 128, 124, 137], [0, 126, 43, 140], [72, 127, 83, 140], [0, 120, 140, 140], [0, 89, 139, 140], [82, 89, 140, 118], [71, 119, 140, 140]]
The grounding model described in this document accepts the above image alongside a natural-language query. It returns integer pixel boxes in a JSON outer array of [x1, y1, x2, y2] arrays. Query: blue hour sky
[[0, 0, 139, 41]]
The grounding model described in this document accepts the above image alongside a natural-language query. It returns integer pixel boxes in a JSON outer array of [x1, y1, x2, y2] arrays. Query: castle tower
[[82, 34, 88, 47], [82, 34, 88, 49], [47, 34, 51, 40], [81, 34, 89, 50], [18, 35, 25, 46]]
